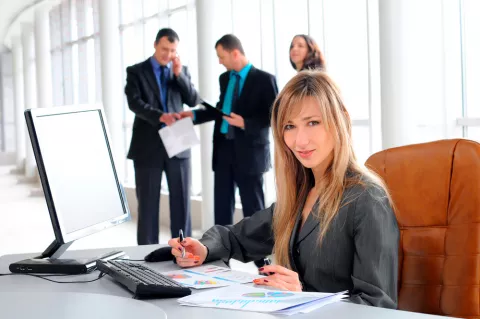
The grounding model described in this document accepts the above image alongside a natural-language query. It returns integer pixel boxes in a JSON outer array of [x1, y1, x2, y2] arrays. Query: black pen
[[179, 229, 185, 258], [263, 257, 275, 275]]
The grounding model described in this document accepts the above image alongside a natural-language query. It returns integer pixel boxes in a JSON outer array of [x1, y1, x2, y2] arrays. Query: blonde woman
[[168, 71, 399, 308]]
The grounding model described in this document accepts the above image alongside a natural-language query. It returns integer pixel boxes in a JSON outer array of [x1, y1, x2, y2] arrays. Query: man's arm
[[124, 66, 163, 126], [186, 74, 228, 125], [175, 66, 201, 107], [243, 73, 278, 135]]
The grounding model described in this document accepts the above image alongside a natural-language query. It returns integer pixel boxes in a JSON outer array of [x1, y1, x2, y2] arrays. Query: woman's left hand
[[253, 265, 302, 291]]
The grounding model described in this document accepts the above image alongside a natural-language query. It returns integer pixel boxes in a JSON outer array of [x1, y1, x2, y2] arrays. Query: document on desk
[[158, 118, 199, 158], [178, 285, 347, 315], [163, 265, 263, 289]]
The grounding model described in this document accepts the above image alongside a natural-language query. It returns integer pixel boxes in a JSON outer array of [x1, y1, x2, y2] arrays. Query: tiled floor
[[0, 165, 257, 273]]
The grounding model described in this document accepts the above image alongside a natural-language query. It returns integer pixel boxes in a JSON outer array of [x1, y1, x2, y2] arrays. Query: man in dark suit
[[125, 28, 200, 245], [180, 34, 278, 233]]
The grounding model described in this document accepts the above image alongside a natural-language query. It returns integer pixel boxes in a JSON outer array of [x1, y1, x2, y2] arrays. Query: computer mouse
[[144, 246, 176, 263]]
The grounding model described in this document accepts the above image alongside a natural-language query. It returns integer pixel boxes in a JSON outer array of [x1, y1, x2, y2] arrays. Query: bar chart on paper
[[162, 265, 263, 289]]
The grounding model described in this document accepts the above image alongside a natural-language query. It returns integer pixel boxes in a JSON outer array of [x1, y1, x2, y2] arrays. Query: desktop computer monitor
[[9, 105, 131, 274]]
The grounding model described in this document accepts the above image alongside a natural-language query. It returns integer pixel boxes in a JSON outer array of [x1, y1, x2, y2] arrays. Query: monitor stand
[[8, 240, 126, 275]]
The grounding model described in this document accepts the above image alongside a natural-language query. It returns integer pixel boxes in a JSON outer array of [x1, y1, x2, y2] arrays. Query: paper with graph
[[177, 284, 348, 315], [162, 265, 263, 289], [162, 269, 230, 289]]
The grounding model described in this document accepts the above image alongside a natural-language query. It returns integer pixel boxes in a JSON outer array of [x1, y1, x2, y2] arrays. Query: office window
[[241, 0, 377, 203], [50, 0, 99, 106], [321, 0, 373, 164], [460, 0, 480, 141], [0, 52, 15, 152], [273, 0, 309, 89], [231, 0, 262, 67], [463, 0, 480, 119], [120, 0, 200, 192]]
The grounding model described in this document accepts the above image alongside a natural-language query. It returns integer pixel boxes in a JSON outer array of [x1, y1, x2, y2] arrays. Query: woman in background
[[289, 34, 326, 71], [168, 71, 399, 309]]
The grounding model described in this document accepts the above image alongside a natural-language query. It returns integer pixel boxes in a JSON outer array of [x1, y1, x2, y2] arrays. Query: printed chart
[[163, 265, 263, 289]]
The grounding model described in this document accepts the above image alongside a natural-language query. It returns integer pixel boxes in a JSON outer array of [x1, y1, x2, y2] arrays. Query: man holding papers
[[180, 34, 278, 237], [125, 28, 200, 245]]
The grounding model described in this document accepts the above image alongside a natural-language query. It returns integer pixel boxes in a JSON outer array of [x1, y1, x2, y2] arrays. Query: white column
[[196, 0, 231, 230], [378, 0, 410, 149], [12, 36, 25, 172], [98, 0, 124, 180], [22, 24, 37, 179], [0, 57, 4, 152], [35, 6, 53, 110]]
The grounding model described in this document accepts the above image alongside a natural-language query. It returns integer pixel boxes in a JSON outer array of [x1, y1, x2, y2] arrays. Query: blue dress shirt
[[150, 56, 170, 113], [220, 63, 252, 134]]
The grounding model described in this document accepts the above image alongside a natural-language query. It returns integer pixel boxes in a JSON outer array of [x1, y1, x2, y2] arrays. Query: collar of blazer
[[296, 197, 321, 245], [288, 196, 319, 270]]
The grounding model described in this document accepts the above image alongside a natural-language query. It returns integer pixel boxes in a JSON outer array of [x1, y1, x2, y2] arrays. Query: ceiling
[[0, 0, 45, 52]]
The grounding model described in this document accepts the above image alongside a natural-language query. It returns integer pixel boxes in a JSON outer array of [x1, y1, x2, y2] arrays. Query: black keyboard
[[96, 260, 191, 299]]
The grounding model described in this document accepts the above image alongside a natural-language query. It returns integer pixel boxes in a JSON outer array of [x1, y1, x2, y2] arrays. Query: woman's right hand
[[167, 237, 208, 268]]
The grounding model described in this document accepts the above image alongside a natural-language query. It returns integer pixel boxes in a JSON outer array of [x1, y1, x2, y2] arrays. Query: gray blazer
[[200, 180, 399, 309]]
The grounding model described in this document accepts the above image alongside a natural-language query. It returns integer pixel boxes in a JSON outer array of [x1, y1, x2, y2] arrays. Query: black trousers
[[134, 158, 191, 245], [214, 140, 265, 226]]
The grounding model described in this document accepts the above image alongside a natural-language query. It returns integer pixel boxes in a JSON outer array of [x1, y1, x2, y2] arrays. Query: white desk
[[0, 245, 447, 318], [0, 292, 167, 319]]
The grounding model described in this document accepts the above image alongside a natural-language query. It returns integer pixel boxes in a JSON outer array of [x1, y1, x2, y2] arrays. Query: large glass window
[[44, 0, 480, 210], [0, 52, 15, 152], [50, 0, 100, 107], [227, 0, 377, 203], [460, 0, 480, 140], [119, 0, 200, 194]]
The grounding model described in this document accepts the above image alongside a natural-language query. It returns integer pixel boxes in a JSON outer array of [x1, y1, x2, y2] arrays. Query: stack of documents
[[178, 284, 347, 315], [163, 265, 263, 289]]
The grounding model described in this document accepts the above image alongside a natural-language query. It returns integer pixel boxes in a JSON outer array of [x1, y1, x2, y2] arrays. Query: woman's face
[[283, 97, 335, 170], [290, 36, 309, 67]]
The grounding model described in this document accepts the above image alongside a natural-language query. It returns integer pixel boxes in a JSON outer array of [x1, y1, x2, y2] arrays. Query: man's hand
[[172, 55, 182, 77], [159, 113, 181, 126], [223, 112, 244, 129], [179, 111, 193, 119]]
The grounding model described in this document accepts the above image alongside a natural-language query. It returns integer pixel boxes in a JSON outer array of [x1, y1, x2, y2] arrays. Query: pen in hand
[[179, 229, 186, 258], [263, 257, 275, 275]]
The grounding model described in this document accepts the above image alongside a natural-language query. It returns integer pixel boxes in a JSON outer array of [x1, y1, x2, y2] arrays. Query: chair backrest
[[365, 139, 480, 317]]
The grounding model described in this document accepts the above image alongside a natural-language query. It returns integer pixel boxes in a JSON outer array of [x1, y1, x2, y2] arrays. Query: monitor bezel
[[24, 105, 131, 244]]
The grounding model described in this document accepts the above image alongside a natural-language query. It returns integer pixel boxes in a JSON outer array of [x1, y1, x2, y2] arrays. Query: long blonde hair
[[271, 71, 392, 269]]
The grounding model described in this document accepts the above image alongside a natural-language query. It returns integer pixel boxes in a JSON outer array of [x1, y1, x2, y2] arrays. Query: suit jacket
[[199, 178, 400, 308], [194, 66, 278, 174], [125, 58, 200, 167]]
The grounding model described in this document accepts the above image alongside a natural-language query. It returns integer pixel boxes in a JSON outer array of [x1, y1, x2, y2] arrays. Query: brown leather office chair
[[365, 139, 480, 318]]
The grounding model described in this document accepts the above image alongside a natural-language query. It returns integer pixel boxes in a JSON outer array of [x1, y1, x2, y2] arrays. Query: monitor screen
[[26, 106, 130, 244]]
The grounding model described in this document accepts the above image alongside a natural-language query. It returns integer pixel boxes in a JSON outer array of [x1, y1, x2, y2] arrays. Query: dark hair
[[289, 34, 326, 71], [215, 34, 245, 55], [155, 28, 179, 44]]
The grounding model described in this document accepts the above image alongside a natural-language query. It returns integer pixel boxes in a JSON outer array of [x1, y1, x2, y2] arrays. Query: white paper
[[162, 269, 231, 289], [178, 284, 347, 315], [184, 265, 264, 284], [158, 117, 199, 158], [162, 265, 263, 289]]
